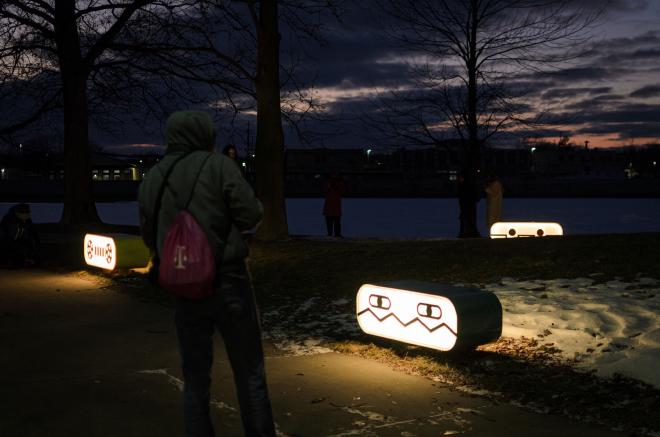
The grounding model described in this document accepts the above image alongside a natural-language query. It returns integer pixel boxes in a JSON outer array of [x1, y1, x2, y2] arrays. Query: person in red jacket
[[323, 173, 345, 237]]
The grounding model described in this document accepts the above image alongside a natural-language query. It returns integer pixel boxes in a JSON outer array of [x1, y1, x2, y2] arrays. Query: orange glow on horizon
[[528, 134, 660, 149]]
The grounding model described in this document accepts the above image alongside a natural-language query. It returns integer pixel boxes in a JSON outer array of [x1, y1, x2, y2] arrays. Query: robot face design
[[84, 234, 117, 270], [83, 233, 150, 270], [356, 284, 459, 351], [489, 222, 563, 239]]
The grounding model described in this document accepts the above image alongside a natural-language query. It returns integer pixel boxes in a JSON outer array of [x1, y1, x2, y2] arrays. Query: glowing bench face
[[84, 234, 117, 270], [357, 284, 459, 351], [356, 282, 502, 351], [490, 222, 563, 239], [84, 233, 150, 270]]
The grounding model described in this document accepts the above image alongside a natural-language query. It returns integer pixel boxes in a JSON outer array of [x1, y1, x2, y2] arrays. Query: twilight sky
[[100, 1, 660, 153], [298, 1, 660, 149]]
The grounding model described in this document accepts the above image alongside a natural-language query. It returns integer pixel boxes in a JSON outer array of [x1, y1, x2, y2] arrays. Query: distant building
[[277, 146, 535, 196], [528, 143, 660, 178], [2, 143, 658, 199], [0, 152, 140, 181], [49, 153, 140, 181]]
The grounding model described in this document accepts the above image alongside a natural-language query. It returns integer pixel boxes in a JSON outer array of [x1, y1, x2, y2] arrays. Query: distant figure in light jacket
[[485, 175, 503, 231]]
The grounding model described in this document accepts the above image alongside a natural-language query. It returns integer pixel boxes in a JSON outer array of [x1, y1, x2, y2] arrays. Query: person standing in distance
[[138, 111, 276, 437], [222, 144, 238, 161], [485, 174, 503, 232], [323, 172, 345, 237]]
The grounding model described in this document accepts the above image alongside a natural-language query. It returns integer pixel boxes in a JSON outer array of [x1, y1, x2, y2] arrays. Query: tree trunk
[[254, 0, 288, 241], [459, 0, 481, 238], [55, 0, 100, 225]]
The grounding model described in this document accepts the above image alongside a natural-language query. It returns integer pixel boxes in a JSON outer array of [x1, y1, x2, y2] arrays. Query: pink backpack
[[151, 153, 217, 299], [159, 209, 215, 299]]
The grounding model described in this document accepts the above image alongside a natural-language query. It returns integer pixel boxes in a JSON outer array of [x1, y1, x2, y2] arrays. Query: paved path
[[0, 270, 624, 436]]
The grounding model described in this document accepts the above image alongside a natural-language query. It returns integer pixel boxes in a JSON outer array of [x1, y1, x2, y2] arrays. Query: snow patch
[[485, 277, 660, 388]]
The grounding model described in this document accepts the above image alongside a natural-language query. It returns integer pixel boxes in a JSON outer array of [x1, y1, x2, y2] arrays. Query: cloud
[[584, 103, 660, 124], [534, 67, 627, 82], [584, 31, 660, 58], [542, 87, 613, 99], [576, 123, 660, 140], [630, 85, 660, 98], [562, 94, 626, 110], [602, 0, 650, 12], [542, 102, 660, 140]]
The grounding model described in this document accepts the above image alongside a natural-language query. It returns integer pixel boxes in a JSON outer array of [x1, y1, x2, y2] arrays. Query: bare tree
[[377, 0, 602, 237], [214, 0, 341, 240], [116, 0, 340, 240], [147, 0, 340, 240], [1, 0, 339, 238], [0, 1, 185, 224]]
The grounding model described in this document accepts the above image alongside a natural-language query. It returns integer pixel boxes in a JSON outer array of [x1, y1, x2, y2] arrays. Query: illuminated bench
[[356, 281, 502, 351], [490, 222, 563, 239], [83, 233, 150, 270]]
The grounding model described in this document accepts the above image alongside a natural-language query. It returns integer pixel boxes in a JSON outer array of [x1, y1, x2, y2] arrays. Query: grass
[[36, 228, 660, 311], [249, 233, 660, 305]]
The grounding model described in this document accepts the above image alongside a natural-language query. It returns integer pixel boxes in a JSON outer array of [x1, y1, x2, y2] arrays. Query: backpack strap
[[175, 152, 234, 274], [150, 152, 192, 251], [178, 152, 214, 210]]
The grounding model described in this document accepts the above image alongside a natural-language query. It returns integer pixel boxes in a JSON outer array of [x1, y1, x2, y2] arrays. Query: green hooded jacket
[[138, 111, 262, 266]]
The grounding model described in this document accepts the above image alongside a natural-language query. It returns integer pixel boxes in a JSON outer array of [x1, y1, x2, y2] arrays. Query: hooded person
[[0, 203, 40, 268], [138, 111, 276, 437]]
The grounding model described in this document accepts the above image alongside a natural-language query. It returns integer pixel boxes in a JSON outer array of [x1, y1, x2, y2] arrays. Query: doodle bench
[[356, 281, 502, 351], [84, 233, 150, 270], [490, 222, 563, 239]]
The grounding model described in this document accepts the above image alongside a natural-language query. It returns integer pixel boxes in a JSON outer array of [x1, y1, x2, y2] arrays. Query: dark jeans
[[174, 263, 276, 437], [325, 216, 342, 237]]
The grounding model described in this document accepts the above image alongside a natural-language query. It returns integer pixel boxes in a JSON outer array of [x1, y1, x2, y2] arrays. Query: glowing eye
[[417, 303, 442, 319], [508, 228, 516, 236], [369, 294, 391, 310], [537, 229, 544, 236]]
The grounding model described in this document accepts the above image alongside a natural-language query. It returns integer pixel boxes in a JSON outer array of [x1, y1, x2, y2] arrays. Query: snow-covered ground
[[2, 197, 660, 237], [262, 276, 660, 390], [485, 276, 660, 388]]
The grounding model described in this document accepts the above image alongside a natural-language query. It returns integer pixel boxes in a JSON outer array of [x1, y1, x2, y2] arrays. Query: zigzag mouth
[[357, 308, 457, 336]]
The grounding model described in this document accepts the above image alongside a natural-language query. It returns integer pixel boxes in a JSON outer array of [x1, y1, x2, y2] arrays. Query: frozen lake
[[1, 198, 659, 238]]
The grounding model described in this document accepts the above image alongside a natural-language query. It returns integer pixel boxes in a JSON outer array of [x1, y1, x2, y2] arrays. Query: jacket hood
[[165, 111, 217, 154]]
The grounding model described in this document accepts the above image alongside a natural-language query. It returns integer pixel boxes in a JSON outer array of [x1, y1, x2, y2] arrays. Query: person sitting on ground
[[0, 203, 40, 268]]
